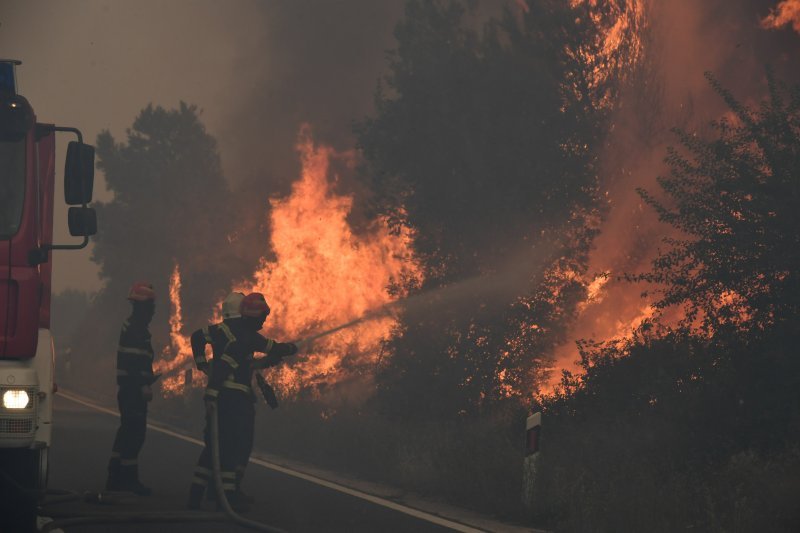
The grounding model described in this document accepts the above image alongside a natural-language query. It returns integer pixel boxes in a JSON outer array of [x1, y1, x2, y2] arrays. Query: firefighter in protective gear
[[106, 282, 159, 495], [189, 291, 253, 502], [190, 291, 245, 376], [187, 292, 297, 511]]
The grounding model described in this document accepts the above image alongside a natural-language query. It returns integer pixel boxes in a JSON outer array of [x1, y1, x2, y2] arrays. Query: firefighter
[[187, 291, 244, 504], [187, 292, 297, 510], [106, 282, 159, 495]]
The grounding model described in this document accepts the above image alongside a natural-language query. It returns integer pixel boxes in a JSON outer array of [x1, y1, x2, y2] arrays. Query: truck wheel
[[0, 447, 47, 496], [35, 447, 49, 499], [0, 448, 40, 532]]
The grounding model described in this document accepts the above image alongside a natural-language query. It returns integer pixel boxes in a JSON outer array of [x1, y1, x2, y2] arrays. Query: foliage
[[532, 326, 800, 531], [64, 104, 238, 396], [635, 72, 800, 334], [532, 74, 800, 531], [357, 0, 618, 419], [91, 102, 235, 331]]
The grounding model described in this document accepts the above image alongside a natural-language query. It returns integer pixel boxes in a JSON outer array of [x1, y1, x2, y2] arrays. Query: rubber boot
[[105, 456, 121, 491], [187, 482, 205, 510], [206, 480, 218, 502], [219, 490, 251, 513], [235, 468, 255, 504], [119, 464, 152, 496]]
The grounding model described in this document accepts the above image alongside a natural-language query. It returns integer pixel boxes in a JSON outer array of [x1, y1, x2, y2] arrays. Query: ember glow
[[572, 0, 647, 92], [157, 126, 421, 398], [545, 273, 657, 394]]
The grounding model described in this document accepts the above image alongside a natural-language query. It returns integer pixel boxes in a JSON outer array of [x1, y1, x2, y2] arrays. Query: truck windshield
[[0, 139, 26, 240]]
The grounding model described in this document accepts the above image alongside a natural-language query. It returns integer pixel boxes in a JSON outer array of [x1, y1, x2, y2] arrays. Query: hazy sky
[[0, 0, 405, 293]]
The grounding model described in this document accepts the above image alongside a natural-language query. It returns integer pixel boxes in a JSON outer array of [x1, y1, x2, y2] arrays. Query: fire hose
[[208, 400, 285, 532], [37, 402, 287, 533], [37, 306, 402, 531]]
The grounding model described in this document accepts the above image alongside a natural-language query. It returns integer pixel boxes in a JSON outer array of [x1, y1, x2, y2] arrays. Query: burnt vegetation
[[53, 0, 800, 530], [533, 75, 800, 531], [357, 0, 614, 417]]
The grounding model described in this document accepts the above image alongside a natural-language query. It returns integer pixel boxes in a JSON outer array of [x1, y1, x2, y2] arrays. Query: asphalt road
[[41, 392, 480, 533]]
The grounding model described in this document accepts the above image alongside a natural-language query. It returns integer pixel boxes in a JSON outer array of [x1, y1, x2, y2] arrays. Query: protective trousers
[[189, 391, 253, 504], [108, 385, 148, 486], [236, 402, 256, 490]]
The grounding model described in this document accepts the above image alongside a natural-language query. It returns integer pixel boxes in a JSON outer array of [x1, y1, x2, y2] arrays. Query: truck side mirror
[[64, 141, 95, 205], [68, 207, 97, 237]]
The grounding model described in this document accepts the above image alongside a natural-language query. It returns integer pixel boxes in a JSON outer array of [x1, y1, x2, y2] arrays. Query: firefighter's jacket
[[203, 323, 296, 401], [116, 317, 155, 387], [190, 320, 252, 374], [190, 322, 231, 375]]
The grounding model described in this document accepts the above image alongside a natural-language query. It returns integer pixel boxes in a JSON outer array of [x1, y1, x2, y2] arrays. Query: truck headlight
[[3, 389, 30, 409]]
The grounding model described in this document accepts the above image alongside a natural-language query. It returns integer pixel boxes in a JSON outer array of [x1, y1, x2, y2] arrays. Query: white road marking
[[58, 390, 487, 533]]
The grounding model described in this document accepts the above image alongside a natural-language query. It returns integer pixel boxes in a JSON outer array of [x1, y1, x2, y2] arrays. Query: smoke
[[548, 0, 800, 381], [298, 239, 557, 348], [216, 1, 406, 195]]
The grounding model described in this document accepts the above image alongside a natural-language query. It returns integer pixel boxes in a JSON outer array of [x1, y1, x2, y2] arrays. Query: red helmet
[[240, 292, 270, 318], [128, 282, 155, 302]]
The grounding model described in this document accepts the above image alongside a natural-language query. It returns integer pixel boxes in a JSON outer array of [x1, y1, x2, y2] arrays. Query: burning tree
[[531, 74, 800, 532], [635, 72, 800, 334], [356, 0, 632, 417]]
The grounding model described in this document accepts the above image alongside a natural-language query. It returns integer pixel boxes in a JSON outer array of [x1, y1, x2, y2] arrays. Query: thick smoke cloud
[[218, 1, 406, 193]]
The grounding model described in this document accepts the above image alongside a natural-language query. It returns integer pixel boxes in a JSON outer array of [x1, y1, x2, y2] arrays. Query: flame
[[155, 263, 203, 396], [761, 0, 800, 33], [236, 126, 421, 396], [543, 269, 657, 395], [570, 0, 647, 96], [156, 126, 421, 398], [576, 272, 610, 313]]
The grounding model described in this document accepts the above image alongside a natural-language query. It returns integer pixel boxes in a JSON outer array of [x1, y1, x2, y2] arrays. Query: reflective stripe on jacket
[[116, 318, 155, 386]]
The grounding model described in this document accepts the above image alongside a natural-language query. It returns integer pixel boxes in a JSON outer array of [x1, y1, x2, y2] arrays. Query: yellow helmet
[[222, 292, 245, 319]]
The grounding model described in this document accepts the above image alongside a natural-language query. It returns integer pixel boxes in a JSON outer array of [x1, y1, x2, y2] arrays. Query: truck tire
[[35, 446, 49, 499], [0, 448, 40, 532]]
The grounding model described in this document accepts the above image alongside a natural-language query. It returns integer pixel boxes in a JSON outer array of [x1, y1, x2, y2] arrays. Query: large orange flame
[[157, 126, 422, 398], [236, 126, 421, 396]]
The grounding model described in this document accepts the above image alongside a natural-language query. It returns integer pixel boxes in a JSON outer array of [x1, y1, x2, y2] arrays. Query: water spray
[[289, 240, 556, 351], [291, 302, 399, 350]]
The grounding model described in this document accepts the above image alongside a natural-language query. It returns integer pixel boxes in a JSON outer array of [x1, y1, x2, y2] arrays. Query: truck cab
[[0, 59, 96, 514]]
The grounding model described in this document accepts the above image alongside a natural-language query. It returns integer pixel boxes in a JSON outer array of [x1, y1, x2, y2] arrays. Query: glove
[[141, 385, 153, 402], [256, 373, 279, 409]]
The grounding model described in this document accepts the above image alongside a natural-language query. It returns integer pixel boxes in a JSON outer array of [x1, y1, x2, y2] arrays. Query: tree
[[531, 73, 800, 531], [91, 103, 236, 331], [357, 0, 620, 418], [636, 73, 800, 334]]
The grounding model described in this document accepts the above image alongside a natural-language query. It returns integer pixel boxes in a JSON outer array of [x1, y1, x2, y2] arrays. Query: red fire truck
[[0, 59, 96, 503]]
